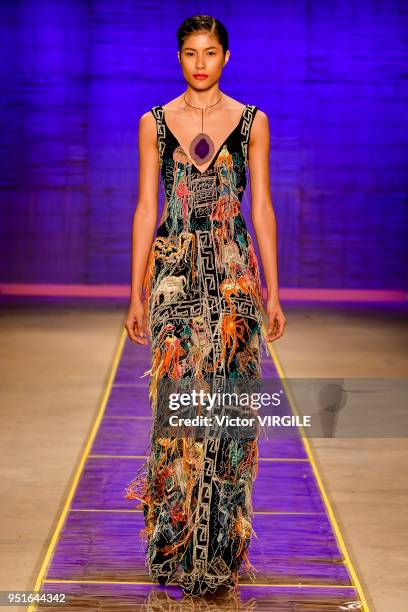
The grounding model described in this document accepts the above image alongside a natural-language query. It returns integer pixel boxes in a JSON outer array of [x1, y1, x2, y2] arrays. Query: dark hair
[[177, 15, 229, 54]]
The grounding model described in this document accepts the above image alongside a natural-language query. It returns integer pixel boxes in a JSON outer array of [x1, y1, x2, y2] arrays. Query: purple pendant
[[195, 138, 210, 159], [189, 132, 214, 166]]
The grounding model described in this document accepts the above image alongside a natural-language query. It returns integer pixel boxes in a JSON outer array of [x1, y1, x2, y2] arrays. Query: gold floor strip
[[88, 453, 310, 462], [69, 508, 323, 516], [261, 318, 371, 612], [42, 578, 356, 589], [105, 415, 151, 419], [28, 329, 128, 612], [112, 383, 148, 387]]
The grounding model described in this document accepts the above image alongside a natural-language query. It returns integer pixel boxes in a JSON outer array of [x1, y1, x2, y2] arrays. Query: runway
[[27, 322, 369, 611]]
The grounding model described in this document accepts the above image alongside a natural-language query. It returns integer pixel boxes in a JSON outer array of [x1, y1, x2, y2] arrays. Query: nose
[[195, 54, 205, 69]]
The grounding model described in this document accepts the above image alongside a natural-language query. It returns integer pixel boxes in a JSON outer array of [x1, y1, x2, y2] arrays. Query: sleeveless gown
[[124, 103, 267, 596]]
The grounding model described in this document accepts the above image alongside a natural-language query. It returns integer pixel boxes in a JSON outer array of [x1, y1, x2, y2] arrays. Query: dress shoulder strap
[[150, 105, 166, 168], [240, 104, 258, 167]]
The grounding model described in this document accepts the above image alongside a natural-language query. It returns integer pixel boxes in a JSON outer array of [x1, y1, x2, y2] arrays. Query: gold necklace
[[183, 93, 223, 165]]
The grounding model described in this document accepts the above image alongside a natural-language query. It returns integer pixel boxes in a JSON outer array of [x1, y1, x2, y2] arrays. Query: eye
[[185, 51, 194, 57], [208, 51, 216, 56]]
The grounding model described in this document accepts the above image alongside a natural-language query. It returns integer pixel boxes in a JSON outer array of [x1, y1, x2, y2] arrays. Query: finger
[[125, 316, 146, 345], [125, 319, 140, 344], [271, 317, 286, 341], [265, 315, 282, 341], [142, 316, 151, 341], [135, 316, 148, 345], [266, 313, 276, 334], [144, 327, 151, 343], [273, 316, 284, 336], [264, 326, 273, 342]]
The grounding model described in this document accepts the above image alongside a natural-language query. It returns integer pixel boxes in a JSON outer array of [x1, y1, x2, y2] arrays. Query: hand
[[125, 299, 149, 345], [265, 298, 286, 342]]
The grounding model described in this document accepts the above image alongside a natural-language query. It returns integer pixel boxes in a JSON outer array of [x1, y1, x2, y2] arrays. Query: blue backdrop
[[1, 0, 407, 290]]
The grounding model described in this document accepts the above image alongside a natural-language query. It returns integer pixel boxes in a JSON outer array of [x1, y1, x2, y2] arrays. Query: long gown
[[124, 103, 268, 596]]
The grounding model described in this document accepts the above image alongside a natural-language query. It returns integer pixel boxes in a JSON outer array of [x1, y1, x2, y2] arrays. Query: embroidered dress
[[124, 103, 267, 595]]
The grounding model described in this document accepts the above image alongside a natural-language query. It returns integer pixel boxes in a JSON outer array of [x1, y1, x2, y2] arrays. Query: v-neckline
[[160, 104, 248, 175]]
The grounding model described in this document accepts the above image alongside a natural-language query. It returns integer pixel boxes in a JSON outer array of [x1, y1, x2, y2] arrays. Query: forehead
[[181, 31, 221, 50]]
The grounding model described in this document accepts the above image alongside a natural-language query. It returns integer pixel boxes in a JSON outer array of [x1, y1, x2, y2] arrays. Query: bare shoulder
[[251, 108, 269, 138], [253, 108, 269, 125], [136, 111, 159, 160], [139, 109, 155, 127], [138, 110, 157, 139]]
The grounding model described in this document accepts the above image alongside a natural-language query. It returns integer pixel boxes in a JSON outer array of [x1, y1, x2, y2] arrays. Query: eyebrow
[[182, 46, 218, 51]]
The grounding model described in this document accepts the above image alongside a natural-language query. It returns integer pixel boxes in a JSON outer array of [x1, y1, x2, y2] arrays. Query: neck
[[184, 85, 223, 109]]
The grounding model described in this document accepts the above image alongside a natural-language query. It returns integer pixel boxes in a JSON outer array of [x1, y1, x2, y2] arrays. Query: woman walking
[[124, 14, 285, 596]]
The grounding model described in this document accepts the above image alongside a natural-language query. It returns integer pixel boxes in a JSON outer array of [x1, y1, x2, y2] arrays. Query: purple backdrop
[[1, 0, 407, 289]]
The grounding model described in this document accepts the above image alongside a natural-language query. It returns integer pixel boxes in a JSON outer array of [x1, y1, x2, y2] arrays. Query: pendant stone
[[189, 132, 214, 165]]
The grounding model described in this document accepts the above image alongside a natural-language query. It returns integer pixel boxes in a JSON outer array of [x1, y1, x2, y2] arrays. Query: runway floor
[[28, 324, 369, 611]]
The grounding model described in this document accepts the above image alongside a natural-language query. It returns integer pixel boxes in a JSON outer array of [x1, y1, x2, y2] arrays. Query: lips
[[193, 74, 208, 79]]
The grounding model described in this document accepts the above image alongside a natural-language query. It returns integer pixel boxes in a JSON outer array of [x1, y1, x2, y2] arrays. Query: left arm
[[248, 110, 286, 342]]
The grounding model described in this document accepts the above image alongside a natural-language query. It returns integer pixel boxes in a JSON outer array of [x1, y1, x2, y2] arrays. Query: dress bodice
[[150, 104, 258, 236], [145, 101, 264, 328]]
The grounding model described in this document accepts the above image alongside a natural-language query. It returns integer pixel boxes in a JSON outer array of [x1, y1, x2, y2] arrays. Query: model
[[124, 14, 285, 597]]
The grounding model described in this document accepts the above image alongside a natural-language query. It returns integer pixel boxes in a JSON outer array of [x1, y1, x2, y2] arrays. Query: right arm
[[125, 111, 160, 345]]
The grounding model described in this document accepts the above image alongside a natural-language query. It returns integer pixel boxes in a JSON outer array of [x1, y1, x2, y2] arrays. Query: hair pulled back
[[177, 15, 229, 54]]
